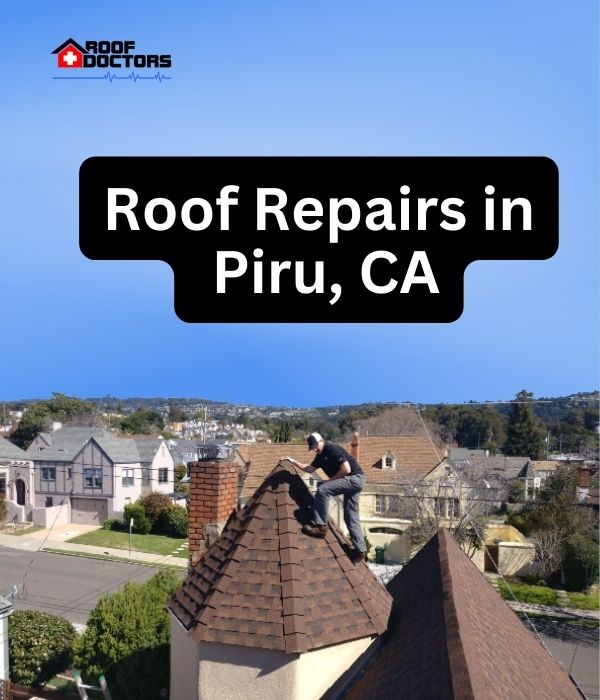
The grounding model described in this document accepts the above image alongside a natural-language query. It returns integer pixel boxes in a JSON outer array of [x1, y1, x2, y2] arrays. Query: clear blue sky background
[[1, 1, 597, 406]]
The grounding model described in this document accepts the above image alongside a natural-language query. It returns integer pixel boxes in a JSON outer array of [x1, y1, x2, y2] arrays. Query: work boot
[[302, 523, 327, 538], [350, 549, 367, 563]]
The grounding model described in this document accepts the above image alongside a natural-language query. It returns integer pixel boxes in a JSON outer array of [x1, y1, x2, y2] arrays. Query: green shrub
[[568, 591, 600, 610], [73, 571, 181, 700], [9, 610, 75, 687], [174, 463, 187, 482], [139, 492, 172, 529], [102, 518, 122, 531], [496, 579, 559, 606], [563, 534, 599, 592], [123, 503, 151, 534], [158, 505, 188, 537]]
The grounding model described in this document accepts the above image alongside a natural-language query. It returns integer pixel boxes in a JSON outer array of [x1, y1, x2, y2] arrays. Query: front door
[[15, 479, 26, 506]]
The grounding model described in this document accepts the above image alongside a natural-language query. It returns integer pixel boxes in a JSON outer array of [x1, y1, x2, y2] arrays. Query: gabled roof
[[51, 38, 88, 54], [459, 455, 531, 480], [518, 460, 536, 479], [0, 438, 27, 461], [25, 427, 146, 464], [168, 461, 392, 653], [132, 436, 165, 463], [26, 427, 108, 461], [345, 528, 581, 700]]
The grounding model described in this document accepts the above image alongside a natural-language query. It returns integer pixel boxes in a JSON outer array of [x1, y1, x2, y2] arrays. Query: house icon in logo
[[52, 38, 88, 68]]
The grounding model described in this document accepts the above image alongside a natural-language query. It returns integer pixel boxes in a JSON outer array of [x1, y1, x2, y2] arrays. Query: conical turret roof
[[169, 461, 392, 653]]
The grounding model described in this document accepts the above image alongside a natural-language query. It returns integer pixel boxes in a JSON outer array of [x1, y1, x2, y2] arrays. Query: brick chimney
[[351, 432, 360, 462], [188, 461, 238, 567]]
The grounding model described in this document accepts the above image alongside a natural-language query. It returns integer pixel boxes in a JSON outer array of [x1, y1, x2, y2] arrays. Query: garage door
[[71, 498, 108, 525]]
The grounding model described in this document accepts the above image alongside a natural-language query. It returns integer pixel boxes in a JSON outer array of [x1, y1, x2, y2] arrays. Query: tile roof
[[530, 460, 561, 472], [168, 461, 392, 653], [239, 436, 441, 499], [345, 528, 581, 700], [0, 438, 27, 461]]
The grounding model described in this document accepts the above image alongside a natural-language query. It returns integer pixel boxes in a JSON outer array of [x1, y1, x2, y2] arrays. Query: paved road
[[537, 620, 599, 700], [0, 547, 184, 625]]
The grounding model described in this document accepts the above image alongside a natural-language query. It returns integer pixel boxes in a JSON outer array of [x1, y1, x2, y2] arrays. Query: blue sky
[[1, 1, 597, 406]]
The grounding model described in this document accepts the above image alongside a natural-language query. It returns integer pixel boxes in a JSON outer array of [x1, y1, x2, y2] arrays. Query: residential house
[[168, 458, 581, 700], [25, 427, 174, 525], [0, 439, 34, 523]]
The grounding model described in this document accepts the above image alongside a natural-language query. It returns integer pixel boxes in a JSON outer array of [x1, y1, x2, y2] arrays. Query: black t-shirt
[[311, 442, 364, 479]]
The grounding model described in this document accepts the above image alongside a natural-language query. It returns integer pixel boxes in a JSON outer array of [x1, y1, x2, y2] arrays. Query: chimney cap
[[194, 442, 235, 462]]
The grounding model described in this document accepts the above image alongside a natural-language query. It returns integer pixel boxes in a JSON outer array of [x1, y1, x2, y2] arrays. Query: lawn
[[495, 579, 559, 607], [67, 528, 188, 557], [567, 591, 600, 610]]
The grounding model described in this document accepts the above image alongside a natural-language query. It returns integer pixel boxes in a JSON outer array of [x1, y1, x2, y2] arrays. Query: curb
[[41, 547, 188, 571]]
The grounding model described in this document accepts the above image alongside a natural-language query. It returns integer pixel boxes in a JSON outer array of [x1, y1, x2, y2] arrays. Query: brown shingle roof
[[239, 436, 441, 499], [346, 528, 581, 700], [169, 461, 392, 653]]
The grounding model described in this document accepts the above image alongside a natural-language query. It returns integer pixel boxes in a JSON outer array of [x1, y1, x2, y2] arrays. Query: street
[[0, 547, 184, 626]]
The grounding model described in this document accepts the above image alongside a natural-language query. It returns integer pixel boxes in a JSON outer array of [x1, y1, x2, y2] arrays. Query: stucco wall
[[32, 502, 70, 527], [170, 614, 377, 700], [295, 635, 375, 700], [170, 617, 201, 700]]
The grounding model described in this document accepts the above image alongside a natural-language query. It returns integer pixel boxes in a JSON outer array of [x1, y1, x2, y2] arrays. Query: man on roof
[[285, 432, 367, 563]]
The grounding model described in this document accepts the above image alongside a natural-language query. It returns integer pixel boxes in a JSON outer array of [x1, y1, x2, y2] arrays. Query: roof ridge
[[437, 529, 477, 700]]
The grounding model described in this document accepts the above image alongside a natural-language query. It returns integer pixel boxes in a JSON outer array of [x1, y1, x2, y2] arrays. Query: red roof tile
[[169, 461, 392, 653], [239, 437, 441, 499], [346, 528, 581, 700]]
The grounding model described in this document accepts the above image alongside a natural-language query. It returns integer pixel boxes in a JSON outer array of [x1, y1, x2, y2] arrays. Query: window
[[142, 468, 150, 486], [434, 497, 445, 517], [382, 453, 396, 470], [375, 494, 401, 513], [84, 468, 102, 489], [122, 469, 134, 487], [41, 467, 56, 481], [158, 468, 168, 484], [66, 468, 73, 480], [449, 498, 460, 519], [45, 497, 53, 507], [0, 475, 5, 498]]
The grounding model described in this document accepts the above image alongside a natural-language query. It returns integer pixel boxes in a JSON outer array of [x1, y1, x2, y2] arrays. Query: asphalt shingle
[[169, 461, 393, 653]]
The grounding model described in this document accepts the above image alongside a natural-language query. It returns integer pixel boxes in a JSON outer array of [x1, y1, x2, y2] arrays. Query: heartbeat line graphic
[[53, 71, 172, 83]]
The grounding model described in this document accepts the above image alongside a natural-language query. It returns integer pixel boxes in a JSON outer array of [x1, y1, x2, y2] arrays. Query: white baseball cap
[[307, 432, 324, 450]]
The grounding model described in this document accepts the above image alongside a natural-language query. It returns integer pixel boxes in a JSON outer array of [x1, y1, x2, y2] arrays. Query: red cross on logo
[[57, 45, 83, 68]]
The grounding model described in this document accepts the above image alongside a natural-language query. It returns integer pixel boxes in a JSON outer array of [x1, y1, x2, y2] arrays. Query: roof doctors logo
[[51, 38, 172, 83]]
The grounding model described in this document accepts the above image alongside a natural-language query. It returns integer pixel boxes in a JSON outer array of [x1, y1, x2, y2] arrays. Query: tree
[[120, 407, 164, 435], [507, 466, 597, 588], [73, 571, 181, 700], [11, 393, 99, 449], [270, 420, 293, 443], [504, 390, 546, 458], [167, 404, 187, 423], [529, 528, 565, 583], [9, 610, 75, 686]]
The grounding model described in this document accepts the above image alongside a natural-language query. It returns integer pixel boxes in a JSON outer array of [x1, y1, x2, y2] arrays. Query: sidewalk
[[0, 525, 188, 569]]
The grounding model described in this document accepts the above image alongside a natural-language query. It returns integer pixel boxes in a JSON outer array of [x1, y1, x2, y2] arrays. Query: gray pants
[[313, 474, 366, 553]]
